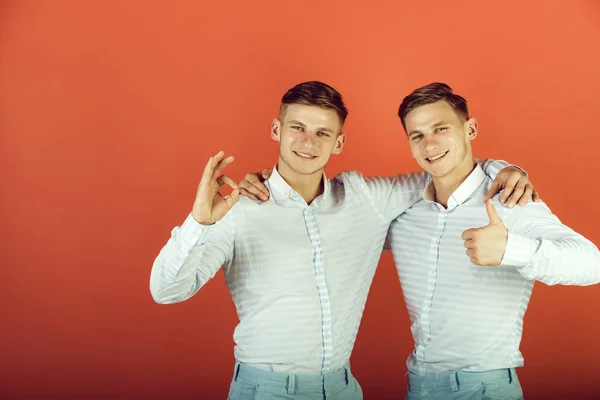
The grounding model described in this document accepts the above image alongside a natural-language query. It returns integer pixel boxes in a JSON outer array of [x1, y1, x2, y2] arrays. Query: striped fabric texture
[[386, 165, 600, 375], [150, 161, 507, 374]]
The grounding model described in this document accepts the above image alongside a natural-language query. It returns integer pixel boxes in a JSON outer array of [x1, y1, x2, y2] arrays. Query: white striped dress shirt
[[150, 161, 507, 374], [386, 164, 600, 375]]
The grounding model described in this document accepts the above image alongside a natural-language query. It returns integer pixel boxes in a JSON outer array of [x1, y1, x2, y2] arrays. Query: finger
[[244, 172, 263, 184], [238, 187, 257, 200], [243, 173, 270, 199], [212, 150, 225, 162], [461, 229, 474, 240], [216, 174, 239, 190], [223, 189, 240, 209], [483, 180, 500, 202], [506, 180, 527, 208], [463, 239, 475, 249], [201, 156, 216, 181], [532, 188, 541, 202], [466, 249, 474, 258], [212, 156, 235, 179], [470, 257, 481, 266], [517, 185, 533, 206], [486, 199, 502, 224], [500, 174, 521, 204], [246, 182, 269, 201], [261, 168, 273, 180]]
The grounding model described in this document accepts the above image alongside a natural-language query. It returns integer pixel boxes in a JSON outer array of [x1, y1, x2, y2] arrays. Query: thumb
[[485, 199, 502, 224]]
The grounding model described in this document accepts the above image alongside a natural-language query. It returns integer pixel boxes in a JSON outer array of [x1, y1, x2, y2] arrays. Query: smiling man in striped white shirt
[[390, 82, 600, 399], [150, 81, 535, 400]]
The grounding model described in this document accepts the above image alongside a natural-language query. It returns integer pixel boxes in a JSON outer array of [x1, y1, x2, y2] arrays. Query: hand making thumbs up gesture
[[192, 151, 240, 225], [461, 199, 509, 266]]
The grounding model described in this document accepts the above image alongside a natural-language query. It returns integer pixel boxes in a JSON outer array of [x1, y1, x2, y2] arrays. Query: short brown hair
[[398, 82, 469, 131], [281, 81, 348, 124]]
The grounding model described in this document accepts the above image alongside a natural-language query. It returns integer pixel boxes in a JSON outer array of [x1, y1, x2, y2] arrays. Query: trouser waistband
[[233, 361, 353, 395], [407, 368, 518, 393]]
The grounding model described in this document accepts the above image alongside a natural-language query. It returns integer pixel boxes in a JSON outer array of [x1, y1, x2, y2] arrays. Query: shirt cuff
[[178, 213, 214, 248], [480, 159, 528, 179], [499, 231, 537, 269]]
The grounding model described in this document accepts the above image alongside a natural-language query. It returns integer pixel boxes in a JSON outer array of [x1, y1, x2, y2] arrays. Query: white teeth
[[295, 151, 315, 159], [427, 152, 447, 161]]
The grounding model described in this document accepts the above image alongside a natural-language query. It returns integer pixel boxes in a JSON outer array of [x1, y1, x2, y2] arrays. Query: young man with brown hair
[[150, 81, 532, 400], [389, 82, 600, 399]]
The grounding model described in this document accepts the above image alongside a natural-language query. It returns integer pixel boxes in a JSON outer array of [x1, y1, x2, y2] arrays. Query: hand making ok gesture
[[192, 151, 240, 225]]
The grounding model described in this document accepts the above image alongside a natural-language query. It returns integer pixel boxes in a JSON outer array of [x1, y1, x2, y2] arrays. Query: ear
[[466, 117, 478, 141], [331, 132, 347, 155], [271, 118, 281, 142]]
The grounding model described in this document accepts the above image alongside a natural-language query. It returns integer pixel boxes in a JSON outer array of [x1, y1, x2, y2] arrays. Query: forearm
[[501, 203, 600, 286], [503, 234, 600, 286], [149, 214, 231, 303]]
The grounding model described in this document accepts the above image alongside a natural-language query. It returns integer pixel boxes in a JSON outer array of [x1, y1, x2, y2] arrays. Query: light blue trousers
[[227, 361, 363, 400], [406, 368, 524, 400]]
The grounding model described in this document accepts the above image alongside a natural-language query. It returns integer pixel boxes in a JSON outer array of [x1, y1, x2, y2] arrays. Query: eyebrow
[[288, 120, 334, 133], [408, 121, 449, 136]]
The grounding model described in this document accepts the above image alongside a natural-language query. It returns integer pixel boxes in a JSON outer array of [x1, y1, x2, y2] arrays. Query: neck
[[432, 158, 476, 208], [276, 163, 324, 204]]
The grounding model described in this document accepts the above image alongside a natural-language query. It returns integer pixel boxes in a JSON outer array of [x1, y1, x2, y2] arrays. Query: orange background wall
[[2, 1, 600, 399]]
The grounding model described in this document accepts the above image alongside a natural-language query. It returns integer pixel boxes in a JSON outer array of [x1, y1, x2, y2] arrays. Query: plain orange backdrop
[[1, 1, 600, 399]]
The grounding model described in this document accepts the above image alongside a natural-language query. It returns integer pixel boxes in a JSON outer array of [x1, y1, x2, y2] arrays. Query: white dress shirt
[[150, 161, 508, 374], [386, 164, 600, 375]]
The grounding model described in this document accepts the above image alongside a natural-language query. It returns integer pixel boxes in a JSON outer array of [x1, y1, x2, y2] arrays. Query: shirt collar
[[266, 165, 331, 206], [423, 164, 487, 209]]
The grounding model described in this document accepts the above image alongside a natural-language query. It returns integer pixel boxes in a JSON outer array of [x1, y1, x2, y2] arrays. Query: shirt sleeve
[[499, 201, 600, 286], [343, 159, 522, 224], [149, 212, 235, 304], [477, 158, 526, 179], [360, 172, 429, 223]]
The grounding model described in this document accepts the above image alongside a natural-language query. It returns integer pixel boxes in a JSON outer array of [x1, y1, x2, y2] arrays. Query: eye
[[435, 127, 447, 133], [291, 125, 304, 131], [317, 131, 330, 137], [410, 134, 423, 141]]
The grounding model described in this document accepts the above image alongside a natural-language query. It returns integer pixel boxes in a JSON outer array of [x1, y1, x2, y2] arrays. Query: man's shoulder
[[334, 170, 430, 194], [332, 170, 365, 184]]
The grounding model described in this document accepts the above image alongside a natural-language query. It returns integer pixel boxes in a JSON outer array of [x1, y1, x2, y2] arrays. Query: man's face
[[405, 100, 477, 181], [271, 103, 346, 177]]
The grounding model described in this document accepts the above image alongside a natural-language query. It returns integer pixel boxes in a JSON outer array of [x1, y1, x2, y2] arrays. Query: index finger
[[240, 178, 270, 200]]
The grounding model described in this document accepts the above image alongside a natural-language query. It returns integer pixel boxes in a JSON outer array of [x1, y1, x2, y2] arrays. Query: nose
[[424, 136, 438, 152], [300, 132, 315, 148]]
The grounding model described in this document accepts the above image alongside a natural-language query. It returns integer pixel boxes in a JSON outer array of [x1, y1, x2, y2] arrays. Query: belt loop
[[286, 374, 296, 395], [234, 363, 241, 382], [450, 371, 460, 392], [344, 368, 349, 385], [508, 368, 513, 384]]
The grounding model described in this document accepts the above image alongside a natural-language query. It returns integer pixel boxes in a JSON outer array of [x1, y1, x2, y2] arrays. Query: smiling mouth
[[426, 151, 449, 163], [293, 151, 317, 159]]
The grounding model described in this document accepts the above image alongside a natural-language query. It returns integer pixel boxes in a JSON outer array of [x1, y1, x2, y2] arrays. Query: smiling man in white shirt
[[389, 82, 600, 399], [150, 81, 534, 400]]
